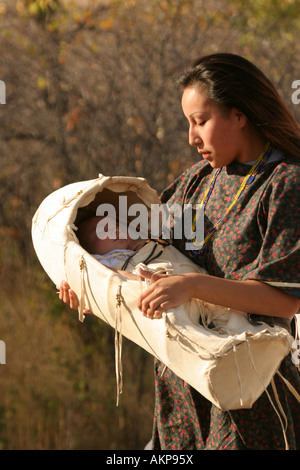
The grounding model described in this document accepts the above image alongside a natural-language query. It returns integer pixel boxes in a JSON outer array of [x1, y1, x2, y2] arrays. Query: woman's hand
[[136, 267, 191, 319], [58, 281, 91, 314]]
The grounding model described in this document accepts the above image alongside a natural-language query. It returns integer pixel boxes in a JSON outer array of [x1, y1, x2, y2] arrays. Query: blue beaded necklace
[[189, 142, 275, 256]]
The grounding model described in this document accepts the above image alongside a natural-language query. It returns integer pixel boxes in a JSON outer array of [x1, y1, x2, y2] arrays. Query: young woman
[[137, 53, 300, 450], [60, 53, 300, 449]]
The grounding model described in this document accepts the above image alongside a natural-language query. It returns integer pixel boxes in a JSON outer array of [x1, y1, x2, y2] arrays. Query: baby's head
[[77, 216, 146, 255]]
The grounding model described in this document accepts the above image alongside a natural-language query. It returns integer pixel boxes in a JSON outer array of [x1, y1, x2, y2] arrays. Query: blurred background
[[0, 0, 299, 450]]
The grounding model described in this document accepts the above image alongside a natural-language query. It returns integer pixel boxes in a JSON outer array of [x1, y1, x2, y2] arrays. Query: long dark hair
[[177, 53, 300, 161]]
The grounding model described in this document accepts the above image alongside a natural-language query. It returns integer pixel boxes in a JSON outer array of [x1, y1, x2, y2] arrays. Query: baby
[[69, 216, 250, 328], [77, 215, 148, 271], [76, 215, 167, 318]]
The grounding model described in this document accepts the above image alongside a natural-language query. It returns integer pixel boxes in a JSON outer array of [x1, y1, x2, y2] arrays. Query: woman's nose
[[189, 126, 202, 146]]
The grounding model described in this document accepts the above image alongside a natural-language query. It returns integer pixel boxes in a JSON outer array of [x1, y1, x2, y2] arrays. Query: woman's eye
[[198, 121, 206, 126]]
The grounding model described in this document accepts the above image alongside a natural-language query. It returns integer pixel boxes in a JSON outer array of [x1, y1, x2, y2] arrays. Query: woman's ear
[[233, 108, 247, 128]]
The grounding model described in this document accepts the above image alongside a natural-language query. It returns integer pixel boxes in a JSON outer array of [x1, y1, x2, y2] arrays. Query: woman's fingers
[[137, 274, 190, 320], [137, 281, 172, 317], [59, 281, 71, 303], [59, 281, 79, 310], [58, 281, 92, 314], [140, 294, 167, 319], [68, 288, 79, 310]]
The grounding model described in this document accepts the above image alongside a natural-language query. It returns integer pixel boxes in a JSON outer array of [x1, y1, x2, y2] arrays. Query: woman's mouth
[[201, 151, 211, 159]]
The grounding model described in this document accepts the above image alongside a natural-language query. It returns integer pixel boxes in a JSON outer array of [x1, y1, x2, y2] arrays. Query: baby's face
[[80, 216, 145, 255]]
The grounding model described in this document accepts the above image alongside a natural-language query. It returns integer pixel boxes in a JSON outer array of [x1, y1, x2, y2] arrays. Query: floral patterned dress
[[151, 153, 300, 450]]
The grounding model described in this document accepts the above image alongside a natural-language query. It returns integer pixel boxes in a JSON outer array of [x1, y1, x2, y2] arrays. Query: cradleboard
[[32, 174, 297, 411]]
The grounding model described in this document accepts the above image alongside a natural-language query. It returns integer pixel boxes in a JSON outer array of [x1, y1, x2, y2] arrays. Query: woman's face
[[181, 86, 248, 167]]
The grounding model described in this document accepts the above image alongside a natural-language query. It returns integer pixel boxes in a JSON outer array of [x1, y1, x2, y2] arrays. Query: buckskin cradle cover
[[31, 174, 295, 411]]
